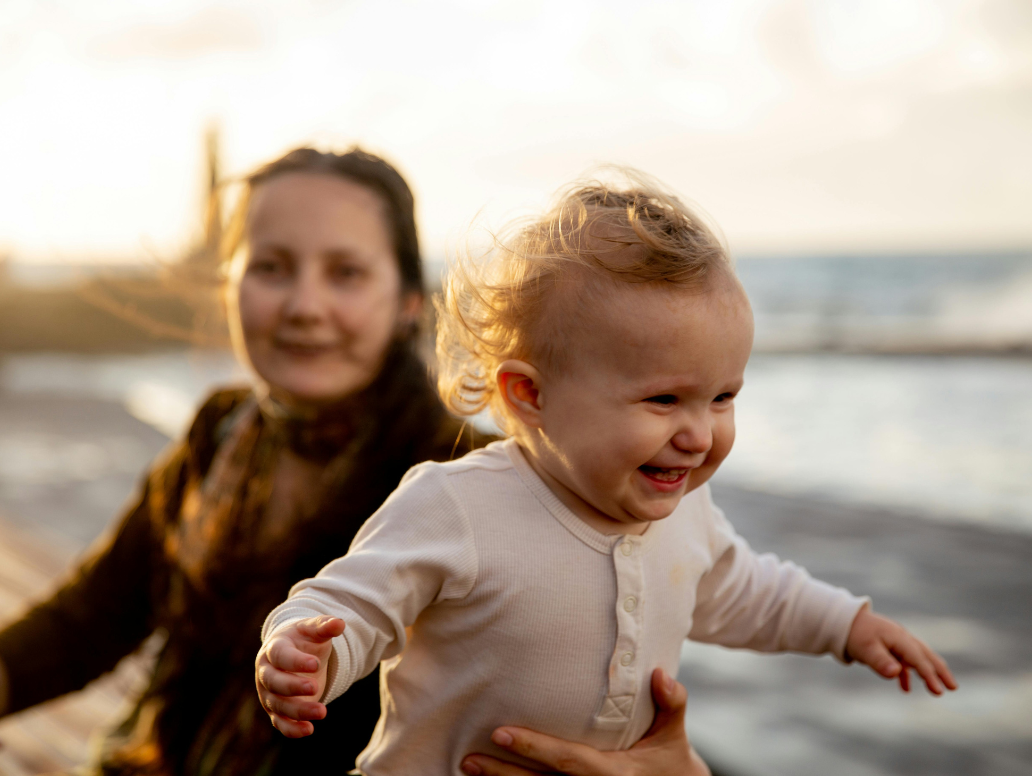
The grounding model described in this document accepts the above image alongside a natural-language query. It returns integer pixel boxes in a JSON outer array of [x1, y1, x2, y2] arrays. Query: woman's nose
[[671, 417, 712, 455], [283, 264, 327, 322]]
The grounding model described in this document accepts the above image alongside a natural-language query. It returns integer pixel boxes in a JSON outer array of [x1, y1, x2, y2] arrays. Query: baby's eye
[[645, 394, 678, 405], [712, 392, 736, 404]]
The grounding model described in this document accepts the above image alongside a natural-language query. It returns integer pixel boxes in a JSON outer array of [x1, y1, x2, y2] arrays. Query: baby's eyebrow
[[636, 379, 704, 396], [635, 377, 744, 396]]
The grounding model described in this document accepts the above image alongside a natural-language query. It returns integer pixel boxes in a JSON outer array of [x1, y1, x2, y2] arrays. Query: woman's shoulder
[[139, 386, 253, 490], [182, 386, 255, 468]]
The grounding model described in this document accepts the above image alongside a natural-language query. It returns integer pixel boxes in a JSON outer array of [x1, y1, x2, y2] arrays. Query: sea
[[1, 252, 1030, 534]]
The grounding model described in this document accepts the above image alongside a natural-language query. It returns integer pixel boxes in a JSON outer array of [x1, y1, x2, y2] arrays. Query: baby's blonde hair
[[435, 168, 733, 435]]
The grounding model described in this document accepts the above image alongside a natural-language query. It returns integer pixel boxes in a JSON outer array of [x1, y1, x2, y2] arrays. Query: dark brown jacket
[[0, 352, 485, 776]]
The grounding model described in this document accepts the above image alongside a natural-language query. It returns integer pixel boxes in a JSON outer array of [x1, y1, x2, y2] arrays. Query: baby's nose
[[672, 425, 712, 455]]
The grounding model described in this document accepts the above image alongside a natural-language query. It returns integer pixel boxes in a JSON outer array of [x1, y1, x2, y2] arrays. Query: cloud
[[85, 6, 263, 61]]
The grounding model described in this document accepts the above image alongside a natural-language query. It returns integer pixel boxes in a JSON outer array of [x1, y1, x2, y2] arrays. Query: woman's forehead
[[245, 173, 393, 256], [248, 172, 386, 229]]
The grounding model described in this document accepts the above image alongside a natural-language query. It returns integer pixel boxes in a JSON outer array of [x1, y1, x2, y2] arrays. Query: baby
[[255, 172, 955, 774]]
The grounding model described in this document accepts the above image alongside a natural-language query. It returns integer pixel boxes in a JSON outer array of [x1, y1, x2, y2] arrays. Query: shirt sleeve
[[261, 462, 479, 703], [687, 492, 869, 661]]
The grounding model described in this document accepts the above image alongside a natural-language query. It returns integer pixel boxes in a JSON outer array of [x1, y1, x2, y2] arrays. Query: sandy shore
[[0, 392, 1029, 775]]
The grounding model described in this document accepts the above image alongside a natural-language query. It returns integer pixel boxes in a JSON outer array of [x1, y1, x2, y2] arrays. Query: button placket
[[596, 537, 645, 728]]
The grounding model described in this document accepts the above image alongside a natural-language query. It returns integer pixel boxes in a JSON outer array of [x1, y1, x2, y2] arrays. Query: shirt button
[[620, 651, 634, 666], [624, 596, 637, 613], [620, 542, 633, 556]]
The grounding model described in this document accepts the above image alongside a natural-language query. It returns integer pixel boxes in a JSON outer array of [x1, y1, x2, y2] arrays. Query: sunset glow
[[0, 0, 1029, 263]]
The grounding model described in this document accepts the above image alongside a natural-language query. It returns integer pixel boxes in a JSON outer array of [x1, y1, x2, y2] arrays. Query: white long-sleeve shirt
[[262, 439, 867, 775]]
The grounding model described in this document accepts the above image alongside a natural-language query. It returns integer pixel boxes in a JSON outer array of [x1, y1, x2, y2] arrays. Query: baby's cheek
[[581, 450, 630, 497], [711, 415, 736, 462], [687, 422, 735, 491]]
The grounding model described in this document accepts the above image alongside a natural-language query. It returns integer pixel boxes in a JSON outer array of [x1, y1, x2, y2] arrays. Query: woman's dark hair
[[225, 146, 424, 295]]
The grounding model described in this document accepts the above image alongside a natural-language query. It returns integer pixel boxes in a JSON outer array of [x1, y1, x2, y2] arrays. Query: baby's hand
[[846, 606, 957, 695], [254, 615, 345, 737]]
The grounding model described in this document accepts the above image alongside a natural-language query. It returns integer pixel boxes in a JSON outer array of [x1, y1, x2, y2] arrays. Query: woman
[[0, 147, 707, 775]]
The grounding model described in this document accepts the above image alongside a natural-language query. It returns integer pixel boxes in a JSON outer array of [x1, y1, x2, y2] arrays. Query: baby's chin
[[626, 476, 715, 523], [624, 497, 683, 524]]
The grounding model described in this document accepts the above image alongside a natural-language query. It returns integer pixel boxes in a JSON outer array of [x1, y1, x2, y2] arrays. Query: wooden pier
[[0, 516, 157, 776]]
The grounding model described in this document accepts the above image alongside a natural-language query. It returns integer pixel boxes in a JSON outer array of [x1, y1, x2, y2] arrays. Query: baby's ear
[[496, 360, 544, 428]]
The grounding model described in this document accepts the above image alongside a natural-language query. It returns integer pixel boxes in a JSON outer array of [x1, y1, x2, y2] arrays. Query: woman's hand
[[254, 615, 345, 738], [846, 606, 958, 695], [460, 668, 710, 776]]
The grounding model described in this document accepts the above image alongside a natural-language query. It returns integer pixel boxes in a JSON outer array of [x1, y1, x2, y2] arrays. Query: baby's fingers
[[257, 663, 316, 697], [897, 665, 910, 693], [904, 639, 957, 695], [267, 638, 319, 673], [263, 692, 327, 724], [295, 616, 346, 644], [928, 646, 958, 691], [910, 655, 944, 696], [861, 638, 903, 681], [891, 638, 944, 695], [270, 713, 315, 739]]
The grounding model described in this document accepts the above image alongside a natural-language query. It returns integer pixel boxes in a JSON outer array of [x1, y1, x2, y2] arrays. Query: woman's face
[[230, 172, 421, 404]]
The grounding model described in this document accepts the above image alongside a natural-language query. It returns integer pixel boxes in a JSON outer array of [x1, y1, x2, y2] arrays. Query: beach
[[0, 351, 1030, 775], [686, 484, 1032, 776]]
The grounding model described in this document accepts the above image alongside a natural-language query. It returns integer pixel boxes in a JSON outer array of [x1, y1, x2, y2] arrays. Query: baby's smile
[[638, 464, 690, 487], [636, 464, 692, 496]]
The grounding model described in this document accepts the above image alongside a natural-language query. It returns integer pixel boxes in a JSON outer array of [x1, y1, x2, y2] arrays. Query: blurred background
[[0, 1, 1030, 774]]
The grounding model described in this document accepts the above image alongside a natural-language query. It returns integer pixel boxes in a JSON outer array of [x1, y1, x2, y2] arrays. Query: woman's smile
[[273, 338, 342, 357]]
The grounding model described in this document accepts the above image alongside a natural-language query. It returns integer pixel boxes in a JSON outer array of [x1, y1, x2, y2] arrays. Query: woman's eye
[[328, 263, 363, 281], [249, 257, 287, 276], [645, 394, 678, 405]]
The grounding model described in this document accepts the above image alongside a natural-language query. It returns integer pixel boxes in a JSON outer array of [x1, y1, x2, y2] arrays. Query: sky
[[0, 0, 1030, 264]]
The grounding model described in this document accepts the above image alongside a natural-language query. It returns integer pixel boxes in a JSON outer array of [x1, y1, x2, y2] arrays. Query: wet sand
[[0, 392, 1029, 775]]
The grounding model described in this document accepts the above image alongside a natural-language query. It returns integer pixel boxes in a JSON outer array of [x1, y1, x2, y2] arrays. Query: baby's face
[[533, 279, 753, 531]]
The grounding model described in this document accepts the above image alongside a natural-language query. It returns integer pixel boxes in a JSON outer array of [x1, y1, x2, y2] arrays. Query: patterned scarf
[[169, 387, 361, 594]]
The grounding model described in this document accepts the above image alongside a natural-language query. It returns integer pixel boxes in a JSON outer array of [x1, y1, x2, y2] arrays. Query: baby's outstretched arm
[[255, 615, 345, 738], [846, 606, 957, 695]]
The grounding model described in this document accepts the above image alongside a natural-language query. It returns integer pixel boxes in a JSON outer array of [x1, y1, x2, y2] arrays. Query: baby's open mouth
[[638, 465, 689, 483]]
